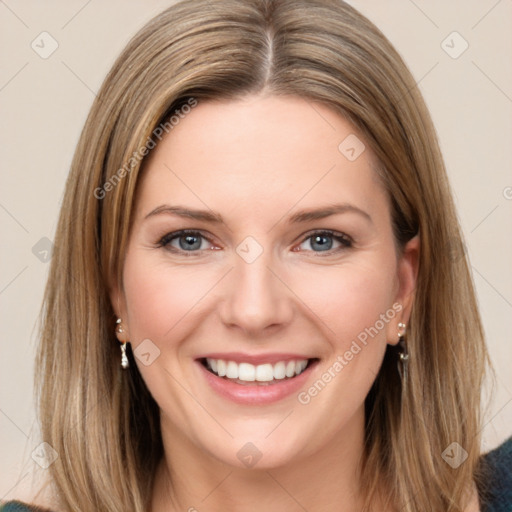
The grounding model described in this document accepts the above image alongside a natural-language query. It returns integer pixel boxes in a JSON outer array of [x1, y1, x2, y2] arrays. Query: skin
[[112, 93, 422, 511]]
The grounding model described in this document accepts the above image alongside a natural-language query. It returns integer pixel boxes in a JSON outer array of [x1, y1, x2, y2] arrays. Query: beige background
[[1, 0, 511, 502]]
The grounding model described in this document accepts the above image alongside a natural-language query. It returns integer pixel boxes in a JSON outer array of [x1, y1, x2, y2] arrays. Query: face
[[112, 94, 418, 470]]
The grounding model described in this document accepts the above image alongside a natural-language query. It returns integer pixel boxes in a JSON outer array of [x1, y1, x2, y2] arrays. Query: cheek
[[290, 260, 398, 429], [291, 258, 398, 351], [122, 252, 212, 343]]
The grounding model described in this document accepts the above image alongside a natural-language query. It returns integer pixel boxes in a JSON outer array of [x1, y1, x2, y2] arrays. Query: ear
[[387, 234, 420, 346], [110, 282, 130, 343]]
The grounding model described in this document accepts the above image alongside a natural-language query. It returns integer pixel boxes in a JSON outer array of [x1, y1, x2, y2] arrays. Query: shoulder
[[477, 436, 512, 511], [0, 501, 55, 512]]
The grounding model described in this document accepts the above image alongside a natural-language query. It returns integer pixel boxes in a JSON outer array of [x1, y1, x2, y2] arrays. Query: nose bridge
[[219, 240, 292, 333]]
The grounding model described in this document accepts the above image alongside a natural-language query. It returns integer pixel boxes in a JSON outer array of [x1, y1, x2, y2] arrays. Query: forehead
[[134, 95, 388, 226]]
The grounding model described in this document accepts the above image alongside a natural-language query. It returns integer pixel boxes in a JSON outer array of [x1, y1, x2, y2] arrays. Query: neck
[[151, 406, 388, 512]]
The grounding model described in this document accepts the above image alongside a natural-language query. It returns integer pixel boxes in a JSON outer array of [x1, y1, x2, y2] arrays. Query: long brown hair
[[35, 0, 489, 510]]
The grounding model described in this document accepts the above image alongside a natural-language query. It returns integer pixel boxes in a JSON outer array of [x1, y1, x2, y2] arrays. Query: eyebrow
[[288, 203, 372, 224], [144, 203, 372, 224], [145, 205, 224, 223]]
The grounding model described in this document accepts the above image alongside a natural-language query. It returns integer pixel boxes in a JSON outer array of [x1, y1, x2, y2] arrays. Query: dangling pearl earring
[[397, 322, 408, 382], [116, 318, 129, 369]]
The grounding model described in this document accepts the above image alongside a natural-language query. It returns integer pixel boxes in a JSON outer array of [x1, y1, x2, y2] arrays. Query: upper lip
[[197, 352, 315, 365]]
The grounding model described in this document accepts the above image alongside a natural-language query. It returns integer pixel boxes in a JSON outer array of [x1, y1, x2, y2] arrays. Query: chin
[[197, 420, 326, 471]]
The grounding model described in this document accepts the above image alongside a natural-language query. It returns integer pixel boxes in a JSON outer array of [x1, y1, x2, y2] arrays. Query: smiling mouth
[[200, 357, 318, 386]]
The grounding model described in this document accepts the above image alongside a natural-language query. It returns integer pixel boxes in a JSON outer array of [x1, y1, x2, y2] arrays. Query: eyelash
[[156, 229, 353, 257]]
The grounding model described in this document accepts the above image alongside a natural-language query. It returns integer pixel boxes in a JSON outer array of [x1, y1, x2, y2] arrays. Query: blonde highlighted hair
[[36, 0, 489, 510]]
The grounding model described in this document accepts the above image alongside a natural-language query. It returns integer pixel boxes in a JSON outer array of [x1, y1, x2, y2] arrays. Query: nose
[[218, 246, 294, 337]]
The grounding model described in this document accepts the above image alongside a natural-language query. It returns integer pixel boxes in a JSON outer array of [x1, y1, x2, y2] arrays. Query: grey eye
[[309, 234, 334, 251], [176, 233, 203, 251]]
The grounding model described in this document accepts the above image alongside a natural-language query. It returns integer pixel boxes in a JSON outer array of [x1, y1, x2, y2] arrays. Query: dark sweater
[[2, 437, 511, 511], [476, 437, 512, 511]]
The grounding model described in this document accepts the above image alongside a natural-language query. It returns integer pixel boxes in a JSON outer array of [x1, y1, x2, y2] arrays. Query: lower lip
[[197, 360, 317, 405]]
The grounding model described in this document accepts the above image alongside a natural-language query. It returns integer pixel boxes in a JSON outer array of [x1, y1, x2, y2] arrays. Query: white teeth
[[205, 358, 310, 382], [273, 361, 286, 380], [217, 359, 226, 377], [226, 361, 238, 378], [285, 361, 296, 378], [255, 364, 274, 382], [238, 362, 255, 382]]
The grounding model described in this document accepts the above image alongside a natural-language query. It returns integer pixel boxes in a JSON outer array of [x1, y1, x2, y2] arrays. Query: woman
[[2, 0, 510, 510]]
